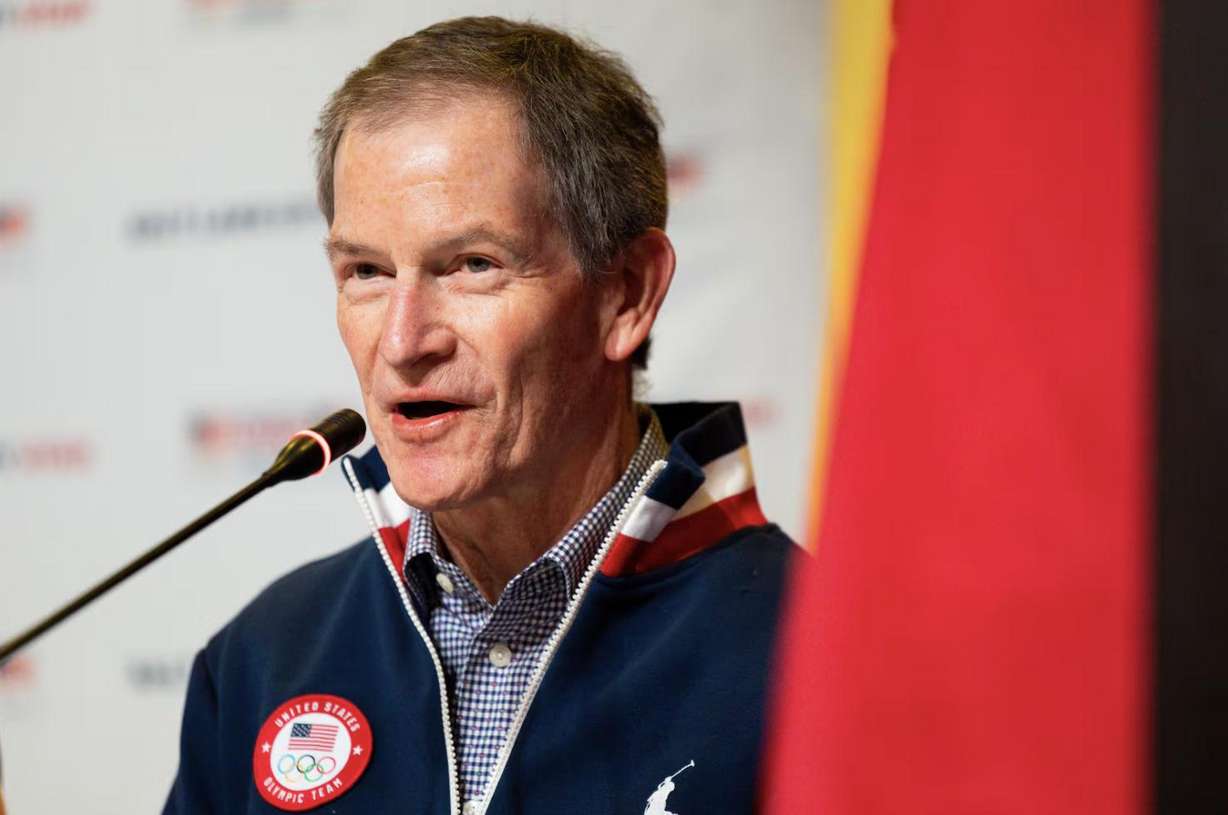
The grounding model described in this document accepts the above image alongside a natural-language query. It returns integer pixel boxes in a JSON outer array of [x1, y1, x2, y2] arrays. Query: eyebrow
[[323, 226, 534, 267], [437, 226, 534, 266], [323, 236, 381, 262]]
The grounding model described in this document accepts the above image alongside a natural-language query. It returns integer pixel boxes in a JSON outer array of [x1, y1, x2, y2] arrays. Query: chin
[[382, 447, 486, 512]]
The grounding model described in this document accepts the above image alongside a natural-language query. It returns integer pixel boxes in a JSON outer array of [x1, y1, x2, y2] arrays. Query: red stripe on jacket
[[378, 520, 410, 576], [601, 488, 768, 577]]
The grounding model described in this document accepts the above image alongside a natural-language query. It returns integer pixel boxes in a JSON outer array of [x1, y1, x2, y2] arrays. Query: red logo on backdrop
[[0, 438, 92, 473], [183, 0, 343, 28], [666, 152, 704, 195], [740, 397, 780, 428], [0, 204, 29, 247], [192, 412, 310, 457], [253, 693, 373, 811], [0, 1, 90, 29], [0, 654, 36, 690], [189, 407, 337, 465]]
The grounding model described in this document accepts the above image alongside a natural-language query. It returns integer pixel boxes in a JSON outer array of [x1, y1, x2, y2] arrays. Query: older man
[[165, 17, 793, 815]]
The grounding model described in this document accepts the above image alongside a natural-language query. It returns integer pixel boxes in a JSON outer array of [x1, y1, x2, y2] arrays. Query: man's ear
[[602, 228, 676, 364]]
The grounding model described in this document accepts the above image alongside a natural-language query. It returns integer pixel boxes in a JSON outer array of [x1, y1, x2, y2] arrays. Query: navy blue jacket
[[164, 403, 793, 814]]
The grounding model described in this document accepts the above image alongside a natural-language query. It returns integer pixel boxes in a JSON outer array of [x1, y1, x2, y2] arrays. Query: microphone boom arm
[[0, 408, 365, 665], [0, 473, 273, 663]]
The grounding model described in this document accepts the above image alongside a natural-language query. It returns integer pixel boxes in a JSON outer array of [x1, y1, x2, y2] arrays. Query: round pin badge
[[252, 693, 373, 811]]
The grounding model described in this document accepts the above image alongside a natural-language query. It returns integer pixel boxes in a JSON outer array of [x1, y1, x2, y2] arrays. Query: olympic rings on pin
[[277, 750, 340, 784]]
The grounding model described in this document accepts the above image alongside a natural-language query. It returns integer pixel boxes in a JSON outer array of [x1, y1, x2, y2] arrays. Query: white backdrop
[[0, 0, 824, 810]]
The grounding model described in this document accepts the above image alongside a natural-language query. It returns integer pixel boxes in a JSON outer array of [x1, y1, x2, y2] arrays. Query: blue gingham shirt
[[401, 407, 668, 807]]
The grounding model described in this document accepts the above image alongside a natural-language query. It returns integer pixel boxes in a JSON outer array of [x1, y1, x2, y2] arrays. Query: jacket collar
[[340, 401, 768, 580]]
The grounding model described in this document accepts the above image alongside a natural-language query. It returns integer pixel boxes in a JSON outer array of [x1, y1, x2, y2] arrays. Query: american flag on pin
[[288, 721, 340, 751]]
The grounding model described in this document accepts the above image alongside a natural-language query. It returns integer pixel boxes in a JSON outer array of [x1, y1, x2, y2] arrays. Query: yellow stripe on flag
[[806, 0, 894, 547]]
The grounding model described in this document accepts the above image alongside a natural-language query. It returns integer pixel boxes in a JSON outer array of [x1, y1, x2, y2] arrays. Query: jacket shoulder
[[203, 537, 385, 665]]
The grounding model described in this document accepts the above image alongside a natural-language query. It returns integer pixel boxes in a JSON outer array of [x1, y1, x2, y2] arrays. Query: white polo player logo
[[643, 761, 695, 815]]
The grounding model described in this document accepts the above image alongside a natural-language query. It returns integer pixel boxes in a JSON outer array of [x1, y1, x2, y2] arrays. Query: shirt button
[[462, 801, 481, 815], [435, 572, 455, 595], [488, 642, 512, 668]]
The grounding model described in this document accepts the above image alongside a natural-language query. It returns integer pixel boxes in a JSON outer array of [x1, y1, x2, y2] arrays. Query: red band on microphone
[[289, 429, 331, 477]]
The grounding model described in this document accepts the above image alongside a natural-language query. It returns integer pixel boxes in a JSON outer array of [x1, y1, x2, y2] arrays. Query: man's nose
[[377, 275, 456, 370]]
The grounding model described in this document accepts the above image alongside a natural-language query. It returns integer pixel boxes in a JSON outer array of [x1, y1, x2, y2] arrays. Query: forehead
[[332, 93, 549, 224]]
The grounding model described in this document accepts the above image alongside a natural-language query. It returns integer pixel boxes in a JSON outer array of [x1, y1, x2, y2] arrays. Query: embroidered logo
[[252, 693, 373, 811], [643, 760, 695, 815]]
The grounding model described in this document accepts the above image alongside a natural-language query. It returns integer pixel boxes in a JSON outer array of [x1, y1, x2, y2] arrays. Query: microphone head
[[263, 409, 367, 484]]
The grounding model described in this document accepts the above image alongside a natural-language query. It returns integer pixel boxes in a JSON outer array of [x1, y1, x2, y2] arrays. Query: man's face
[[327, 94, 614, 510]]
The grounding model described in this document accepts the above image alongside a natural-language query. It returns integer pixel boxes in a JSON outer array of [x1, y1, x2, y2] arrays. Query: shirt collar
[[402, 405, 669, 613]]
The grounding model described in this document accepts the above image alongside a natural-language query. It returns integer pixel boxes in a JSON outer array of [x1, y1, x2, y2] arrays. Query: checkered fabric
[[402, 407, 669, 807]]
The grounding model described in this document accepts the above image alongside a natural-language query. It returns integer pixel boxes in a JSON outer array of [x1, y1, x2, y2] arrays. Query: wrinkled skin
[[326, 94, 671, 599]]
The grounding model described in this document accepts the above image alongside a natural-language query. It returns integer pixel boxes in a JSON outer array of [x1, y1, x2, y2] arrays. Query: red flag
[[764, 3, 1151, 813]]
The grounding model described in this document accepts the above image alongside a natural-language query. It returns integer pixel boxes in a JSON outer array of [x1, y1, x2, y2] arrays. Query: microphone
[[0, 409, 367, 664], [262, 408, 367, 485]]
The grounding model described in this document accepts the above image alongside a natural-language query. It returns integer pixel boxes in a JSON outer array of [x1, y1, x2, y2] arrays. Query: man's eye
[[353, 263, 380, 280], [463, 257, 494, 274]]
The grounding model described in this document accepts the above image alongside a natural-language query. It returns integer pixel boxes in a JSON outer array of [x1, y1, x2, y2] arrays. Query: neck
[[433, 399, 641, 603]]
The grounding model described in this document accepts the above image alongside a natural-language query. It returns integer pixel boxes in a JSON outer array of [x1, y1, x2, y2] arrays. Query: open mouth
[[396, 401, 467, 420]]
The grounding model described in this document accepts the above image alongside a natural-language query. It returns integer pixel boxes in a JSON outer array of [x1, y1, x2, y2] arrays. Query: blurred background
[[0, 0, 822, 810]]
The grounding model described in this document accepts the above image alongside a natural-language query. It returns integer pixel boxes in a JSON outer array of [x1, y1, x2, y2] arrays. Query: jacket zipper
[[347, 456, 668, 815], [475, 458, 668, 814], [343, 458, 462, 815]]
